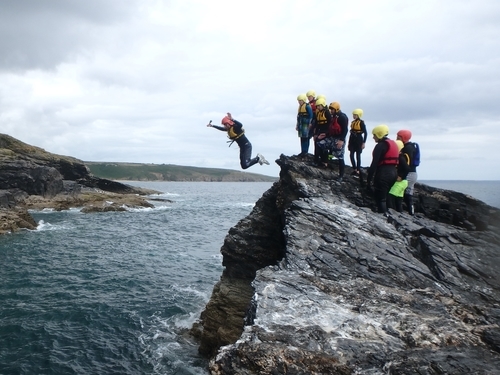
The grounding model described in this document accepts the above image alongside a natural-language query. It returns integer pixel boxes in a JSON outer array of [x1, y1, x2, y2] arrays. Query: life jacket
[[315, 108, 328, 127], [298, 103, 311, 118], [350, 119, 363, 133], [328, 116, 342, 136], [378, 139, 399, 166], [227, 126, 244, 141]]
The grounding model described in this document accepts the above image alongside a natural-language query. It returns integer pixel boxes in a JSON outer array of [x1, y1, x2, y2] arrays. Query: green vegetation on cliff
[[85, 162, 277, 182]]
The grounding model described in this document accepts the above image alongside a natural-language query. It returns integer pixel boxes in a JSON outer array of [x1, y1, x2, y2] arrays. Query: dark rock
[[194, 154, 500, 374], [0, 133, 158, 198], [0, 133, 162, 233]]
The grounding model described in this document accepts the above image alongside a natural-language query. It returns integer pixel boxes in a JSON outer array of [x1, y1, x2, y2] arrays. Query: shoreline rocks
[[0, 133, 164, 234]]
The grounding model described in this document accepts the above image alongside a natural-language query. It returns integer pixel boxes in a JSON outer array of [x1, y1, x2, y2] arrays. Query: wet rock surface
[[194, 154, 500, 374]]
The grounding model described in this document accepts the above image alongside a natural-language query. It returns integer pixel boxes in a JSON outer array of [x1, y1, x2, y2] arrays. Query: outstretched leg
[[240, 141, 259, 169]]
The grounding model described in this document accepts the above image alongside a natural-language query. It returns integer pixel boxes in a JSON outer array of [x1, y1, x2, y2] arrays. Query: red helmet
[[221, 116, 234, 126], [397, 129, 412, 143]]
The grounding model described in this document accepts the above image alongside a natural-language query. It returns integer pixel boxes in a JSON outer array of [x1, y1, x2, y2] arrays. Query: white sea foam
[[35, 220, 72, 231], [125, 205, 172, 213]]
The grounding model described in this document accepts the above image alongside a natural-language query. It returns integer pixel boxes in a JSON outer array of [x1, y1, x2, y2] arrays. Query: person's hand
[[226, 112, 232, 119], [396, 176, 402, 182], [361, 142, 365, 150], [366, 183, 373, 193], [336, 140, 344, 147], [206, 120, 213, 127], [318, 133, 326, 140]]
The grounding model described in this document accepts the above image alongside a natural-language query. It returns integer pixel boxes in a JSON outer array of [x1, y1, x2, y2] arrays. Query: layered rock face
[[194, 154, 500, 374]]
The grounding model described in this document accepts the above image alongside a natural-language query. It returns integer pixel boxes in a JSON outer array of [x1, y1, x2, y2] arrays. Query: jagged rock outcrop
[[0, 134, 161, 233], [193, 154, 500, 374]]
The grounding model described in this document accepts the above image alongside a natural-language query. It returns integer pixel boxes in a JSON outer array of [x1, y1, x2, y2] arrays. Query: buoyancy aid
[[329, 116, 341, 136], [350, 119, 364, 133], [379, 139, 399, 166], [298, 103, 311, 118], [315, 108, 329, 127], [227, 126, 244, 140]]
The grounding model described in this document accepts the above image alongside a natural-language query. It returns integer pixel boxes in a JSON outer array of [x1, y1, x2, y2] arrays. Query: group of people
[[296, 90, 419, 215], [296, 90, 367, 182], [205, 92, 420, 216]]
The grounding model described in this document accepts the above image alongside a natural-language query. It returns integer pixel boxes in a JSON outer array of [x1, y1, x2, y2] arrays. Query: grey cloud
[[0, 0, 138, 71]]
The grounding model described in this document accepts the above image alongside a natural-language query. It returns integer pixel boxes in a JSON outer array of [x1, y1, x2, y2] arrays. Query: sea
[[0, 180, 499, 375]]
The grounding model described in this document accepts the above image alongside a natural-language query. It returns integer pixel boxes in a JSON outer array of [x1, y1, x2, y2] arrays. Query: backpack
[[328, 116, 341, 136], [411, 142, 421, 166]]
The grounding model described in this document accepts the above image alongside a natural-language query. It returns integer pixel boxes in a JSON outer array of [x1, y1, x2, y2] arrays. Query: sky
[[1, 0, 499, 180]]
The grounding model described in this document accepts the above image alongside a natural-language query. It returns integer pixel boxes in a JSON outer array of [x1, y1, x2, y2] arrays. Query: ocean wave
[[34, 220, 73, 232]]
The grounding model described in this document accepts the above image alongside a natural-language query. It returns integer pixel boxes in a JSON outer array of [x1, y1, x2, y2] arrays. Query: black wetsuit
[[367, 138, 398, 213], [348, 119, 368, 172], [212, 120, 259, 169], [313, 108, 332, 164]]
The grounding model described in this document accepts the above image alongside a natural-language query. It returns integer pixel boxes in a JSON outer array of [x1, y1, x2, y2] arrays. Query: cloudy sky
[[1, 0, 499, 180]]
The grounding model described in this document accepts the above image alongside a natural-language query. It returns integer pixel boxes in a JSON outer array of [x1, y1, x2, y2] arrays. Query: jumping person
[[207, 113, 269, 169]]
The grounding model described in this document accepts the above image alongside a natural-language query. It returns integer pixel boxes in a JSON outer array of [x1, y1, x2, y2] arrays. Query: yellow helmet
[[306, 90, 316, 98], [329, 102, 340, 111], [316, 97, 327, 107], [297, 94, 307, 102], [395, 140, 404, 151], [372, 124, 389, 140], [352, 108, 363, 118], [317, 94, 326, 101]]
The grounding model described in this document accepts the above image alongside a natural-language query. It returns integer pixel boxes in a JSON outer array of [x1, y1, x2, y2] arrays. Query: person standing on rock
[[348, 109, 367, 177], [366, 124, 399, 214], [388, 140, 410, 212], [207, 113, 269, 169], [397, 129, 419, 215], [296, 94, 313, 157], [312, 97, 332, 168], [326, 102, 349, 181], [306, 90, 317, 113]]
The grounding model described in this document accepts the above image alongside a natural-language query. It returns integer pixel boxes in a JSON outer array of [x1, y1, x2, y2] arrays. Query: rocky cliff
[[0, 133, 159, 234], [193, 154, 500, 374]]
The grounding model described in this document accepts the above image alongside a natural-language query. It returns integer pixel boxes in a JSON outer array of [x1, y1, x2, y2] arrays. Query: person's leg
[[300, 137, 309, 155], [376, 168, 397, 214], [240, 142, 259, 169], [405, 172, 418, 214], [338, 159, 345, 179], [395, 197, 403, 212], [387, 193, 396, 210], [349, 150, 356, 170], [355, 150, 362, 172]]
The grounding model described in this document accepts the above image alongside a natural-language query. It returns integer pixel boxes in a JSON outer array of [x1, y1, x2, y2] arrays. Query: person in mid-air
[[207, 113, 269, 169]]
